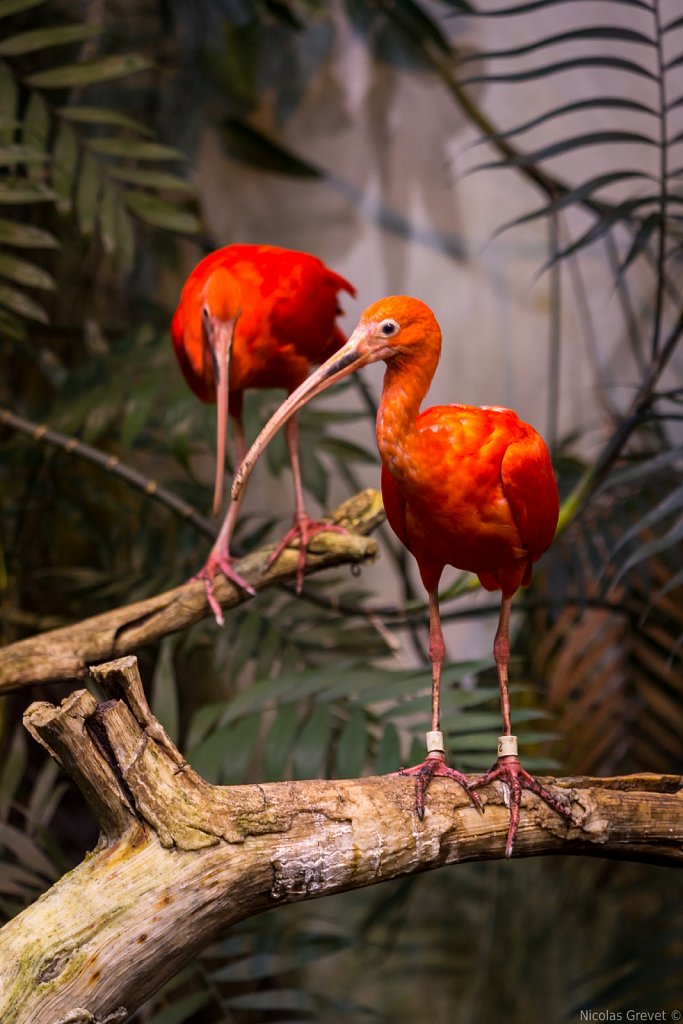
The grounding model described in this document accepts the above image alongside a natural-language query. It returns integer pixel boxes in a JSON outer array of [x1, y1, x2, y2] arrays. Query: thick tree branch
[[0, 489, 383, 693], [0, 657, 680, 1023]]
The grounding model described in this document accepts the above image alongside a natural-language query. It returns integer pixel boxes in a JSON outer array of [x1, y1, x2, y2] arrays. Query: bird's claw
[[392, 751, 484, 817], [470, 754, 574, 858], [267, 517, 350, 593], [193, 553, 256, 626]]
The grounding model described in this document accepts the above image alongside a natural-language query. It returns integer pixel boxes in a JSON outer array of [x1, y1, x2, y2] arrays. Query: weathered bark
[[0, 490, 383, 692], [0, 656, 681, 1024]]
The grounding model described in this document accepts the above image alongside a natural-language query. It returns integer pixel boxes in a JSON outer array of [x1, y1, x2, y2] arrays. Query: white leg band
[[498, 735, 518, 757], [426, 730, 445, 753]]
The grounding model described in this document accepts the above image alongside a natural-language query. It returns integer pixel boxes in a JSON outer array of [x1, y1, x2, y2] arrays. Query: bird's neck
[[376, 350, 438, 483]]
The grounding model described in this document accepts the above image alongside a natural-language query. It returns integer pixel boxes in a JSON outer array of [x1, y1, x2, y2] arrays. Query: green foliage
[[1, 0, 682, 1022], [0, 0, 201, 335]]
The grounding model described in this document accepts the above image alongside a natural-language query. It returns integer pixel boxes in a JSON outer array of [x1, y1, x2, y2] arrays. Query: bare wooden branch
[[0, 657, 681, 1024], [0, 489, 383, 693]]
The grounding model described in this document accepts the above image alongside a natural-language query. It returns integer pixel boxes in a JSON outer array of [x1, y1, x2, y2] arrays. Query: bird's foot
[[193, 551, 256, 626], [391, 750, 484, 818], [267, 516, 349, 593], [470, 752, 574, 859]]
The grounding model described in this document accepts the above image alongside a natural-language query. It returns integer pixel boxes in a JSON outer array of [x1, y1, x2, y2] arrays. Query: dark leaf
[[460, 57, 658, 89], [0, 251, 54, 289], [146, 991, 213, 1024], [52, 121, 78, 212], [98, 179, 117, 252], [459, 26, 655, 64], [612, 482, 683, 555], [320, 436, 378, 465], [0, 728, 27, 820], [151, 638, 179, 744], [293, 705, 333, 780], [0, 62, 16, 148], [0, 217, 57, 247], [263, 705, 301, 782], [0, 822, 57, 880], [223, 118, 322, 177], [612, 518, 683, 587], [483, 98, 658, 144], [665, 54, 683, 72], [0, 143, 49, 165], [375, 722, 401, 773], [0, 23, 99, 56], [0, 282, 48, 321], [124, 191, 201, 234], [107, 166, 194, 191], [470, 0, 651, 15], [384, 0, 454, 56], [58, 105, 154, 136], [475, 131, 658, 173], [26, 54, 153, 89], [334, 707, 368, 778], [494, 172, 652, 237], [21, 91, 49, 180], [224, 989, 316, 1012], [0, 0, 48, 16], [87, 138, 184, 160], [618, 212, 660, 275], [299, 442, 329, 504], [598, 450, 683, 491], [76, 151, 101, 235], [0, 179, 55, 203]]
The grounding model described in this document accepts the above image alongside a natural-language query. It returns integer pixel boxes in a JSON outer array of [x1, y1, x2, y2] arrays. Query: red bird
[[232, 295, 573, 857], [171, 244, 355, 622]]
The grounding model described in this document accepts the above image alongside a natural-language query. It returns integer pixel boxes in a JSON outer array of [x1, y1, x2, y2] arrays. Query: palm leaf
[[0, 6, 201, 322]]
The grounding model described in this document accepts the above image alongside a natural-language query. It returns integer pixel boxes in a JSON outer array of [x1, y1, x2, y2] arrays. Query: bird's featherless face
[[201, 268, 241, 359], [351, 295, 442, 366], [232, 295, 442, 501]]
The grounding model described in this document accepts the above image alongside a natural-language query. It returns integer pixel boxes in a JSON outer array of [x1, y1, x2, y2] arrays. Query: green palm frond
[[0, 1, 201, 335], [453, 2, 682, 281]]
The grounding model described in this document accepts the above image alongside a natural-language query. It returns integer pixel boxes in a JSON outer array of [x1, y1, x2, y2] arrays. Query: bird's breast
[[379, 403, 556, 593]]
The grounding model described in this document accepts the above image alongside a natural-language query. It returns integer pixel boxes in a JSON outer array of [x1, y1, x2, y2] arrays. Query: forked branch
[[0, 657, 681, 1024]]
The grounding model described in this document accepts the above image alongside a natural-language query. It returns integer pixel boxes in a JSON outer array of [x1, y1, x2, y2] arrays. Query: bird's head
[[202, 267, 242, 355], [346, 295, 440, 364], [231, 295, 440, 502]]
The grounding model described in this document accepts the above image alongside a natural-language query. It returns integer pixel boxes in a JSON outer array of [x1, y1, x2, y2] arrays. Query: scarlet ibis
[[171, 243, 355, 622], [232, 295, 573, 857]]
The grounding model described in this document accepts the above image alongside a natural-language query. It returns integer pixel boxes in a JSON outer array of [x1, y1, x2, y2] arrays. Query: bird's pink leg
[[195, 417, 256, 625], [391, 590, 483, 816], [470, 595, 573, 857], [267, 416, 348, 593]]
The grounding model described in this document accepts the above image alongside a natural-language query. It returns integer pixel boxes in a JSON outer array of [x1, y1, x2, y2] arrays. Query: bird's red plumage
[[360, 295, 559, 599], [172, 243, 356, 609], [380, 404, 558, 597], [170, 244, 355, 413]]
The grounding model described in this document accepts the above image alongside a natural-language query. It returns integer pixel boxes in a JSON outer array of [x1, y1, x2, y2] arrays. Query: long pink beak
[[231, 325, 381, 503], [211, 317, 236, 516]]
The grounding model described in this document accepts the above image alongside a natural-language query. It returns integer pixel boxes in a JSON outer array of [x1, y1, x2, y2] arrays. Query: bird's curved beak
[[231, 324, 382, 502], [209, 314, 237, 516]]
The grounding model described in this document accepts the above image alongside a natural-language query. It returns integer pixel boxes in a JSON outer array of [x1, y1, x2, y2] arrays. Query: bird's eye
[[202, 305, 213, 339], [378, 319, 400, 338]]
